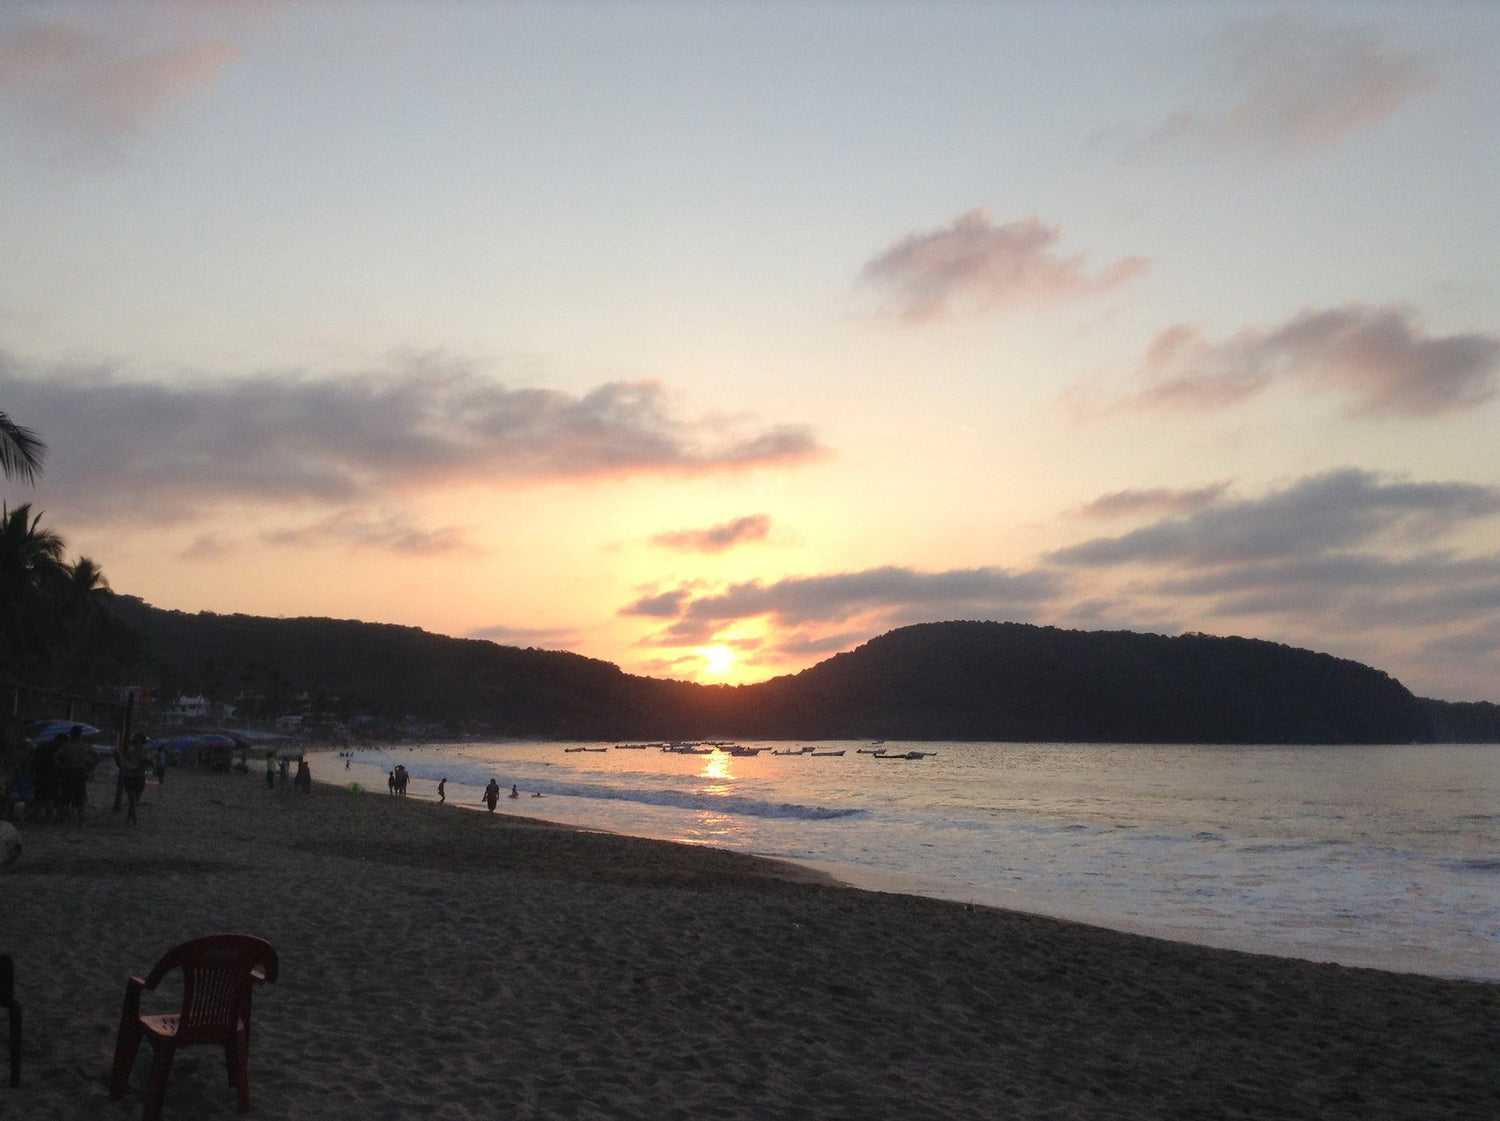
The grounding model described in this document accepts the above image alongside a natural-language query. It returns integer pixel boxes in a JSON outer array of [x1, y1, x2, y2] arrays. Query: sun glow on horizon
[[699, 644, 736, 676]]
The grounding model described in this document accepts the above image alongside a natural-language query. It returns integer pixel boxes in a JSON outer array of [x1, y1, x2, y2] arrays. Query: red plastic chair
[[109, 935, 278, 1120]]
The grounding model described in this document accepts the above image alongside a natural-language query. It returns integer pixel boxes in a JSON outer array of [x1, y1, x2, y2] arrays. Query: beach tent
[[147, 733, 241, 768]]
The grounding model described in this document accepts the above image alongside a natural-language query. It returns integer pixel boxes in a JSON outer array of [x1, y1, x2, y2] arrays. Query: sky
[[1, 1, 1497, 702]]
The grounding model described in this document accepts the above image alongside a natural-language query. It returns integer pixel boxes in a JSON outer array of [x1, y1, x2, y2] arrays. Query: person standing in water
[[483, 778, 500, 812]]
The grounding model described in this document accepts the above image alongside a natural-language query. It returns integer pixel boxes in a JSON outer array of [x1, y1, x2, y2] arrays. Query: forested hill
[[106, 600, 1499, 743]]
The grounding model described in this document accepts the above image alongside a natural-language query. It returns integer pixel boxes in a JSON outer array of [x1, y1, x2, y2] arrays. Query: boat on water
[[564, 747, 609, 753], [873, 750, 935, 760], [809, 749, 845, 757], [724, 745, 766, 757], [662, 743, 715, 754]]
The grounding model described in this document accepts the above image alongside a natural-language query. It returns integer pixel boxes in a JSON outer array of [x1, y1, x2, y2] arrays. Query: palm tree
[[52, 555, 119, 692], [0, 411, 46, 483], [0, 502, 67, 679]]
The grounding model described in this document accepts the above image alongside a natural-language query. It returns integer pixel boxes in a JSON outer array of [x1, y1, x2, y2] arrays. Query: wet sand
[[4, 767, 1497, 1119]]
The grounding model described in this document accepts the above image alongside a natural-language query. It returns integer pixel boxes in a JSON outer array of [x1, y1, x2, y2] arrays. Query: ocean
[[329, 740, 1500, 981]]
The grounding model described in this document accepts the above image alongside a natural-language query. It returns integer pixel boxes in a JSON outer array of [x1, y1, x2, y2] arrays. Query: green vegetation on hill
[[103, 600, 1499, 743]]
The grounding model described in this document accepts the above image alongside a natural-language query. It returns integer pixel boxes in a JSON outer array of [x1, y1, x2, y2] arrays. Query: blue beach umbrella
[[25, 720, 102, 743], [147, 733, 240, 762]]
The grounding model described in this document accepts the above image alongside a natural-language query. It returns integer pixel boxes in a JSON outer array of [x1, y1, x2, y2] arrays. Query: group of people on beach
[[1, 724, 98, 823], [481, 779, 522, 811], [386, 764, 410, 796], [263, 752, 311, 794], [0, 721, 173, 826]]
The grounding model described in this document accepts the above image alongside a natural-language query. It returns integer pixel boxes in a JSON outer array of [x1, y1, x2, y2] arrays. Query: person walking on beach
[[483, 779, 500, 812], [266, 752, 277, 790], [153, 746, 167, 787], [294, 758, 312, 794], [437, 778, 446, 803], [56, 725, 93, 822], [116, 733, 148, 824]]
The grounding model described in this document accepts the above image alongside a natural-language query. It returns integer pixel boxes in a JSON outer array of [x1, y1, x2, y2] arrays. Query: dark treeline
[[104, 601, 1500, 744]]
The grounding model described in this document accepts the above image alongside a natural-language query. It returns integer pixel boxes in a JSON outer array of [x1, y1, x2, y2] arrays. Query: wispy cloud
[[619, 588, 694, 619], [1150, 14, 1434, 157], [859, 211, 1146, 323], [0, 17, 237, 138], [260, 510, 473, 556], [1038, 469, 1500, 699], [650, 514, 771, 553], [1109, 306, 1499, 418], [466, 623, 583, 650], [1076, 483, 1232, 521], [0, 357, 826, 526], [1049, 469, 1500, 568], [630, 564, 1062, 648]]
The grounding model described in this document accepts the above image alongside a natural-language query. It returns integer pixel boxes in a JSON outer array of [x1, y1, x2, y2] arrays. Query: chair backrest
[[145, 935, 278, 1046]]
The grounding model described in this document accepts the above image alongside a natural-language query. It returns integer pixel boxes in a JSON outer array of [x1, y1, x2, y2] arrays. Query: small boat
[[564, 746, 609, 753], [613, 743, 651, 750], [725, 745, 766, 757], [875, 750, 934, 760], [809, 749, 845, 757]]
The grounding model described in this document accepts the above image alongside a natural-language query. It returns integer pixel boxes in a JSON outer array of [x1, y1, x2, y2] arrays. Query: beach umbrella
[[25, 720, 101, 743]]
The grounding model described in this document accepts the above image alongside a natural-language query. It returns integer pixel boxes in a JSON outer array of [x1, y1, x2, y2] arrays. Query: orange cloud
[[650, 514, 771, 553]]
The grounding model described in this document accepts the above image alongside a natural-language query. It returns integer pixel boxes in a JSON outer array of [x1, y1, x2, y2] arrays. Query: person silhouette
[[117, 733, 149, 824], [508, 784, 519, 799], [483, 779, 500, 812]]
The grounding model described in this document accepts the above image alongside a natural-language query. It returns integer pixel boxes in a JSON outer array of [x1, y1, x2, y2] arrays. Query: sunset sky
[[2, 2, 1497, 701]]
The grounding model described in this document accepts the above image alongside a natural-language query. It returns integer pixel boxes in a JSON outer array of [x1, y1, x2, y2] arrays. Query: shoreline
[[328, 746, 1500, 983], [5, 767, 1497, 1119]]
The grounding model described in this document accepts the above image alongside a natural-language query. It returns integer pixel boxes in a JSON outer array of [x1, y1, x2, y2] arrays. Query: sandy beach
[[3, 766, 1496, 1120]]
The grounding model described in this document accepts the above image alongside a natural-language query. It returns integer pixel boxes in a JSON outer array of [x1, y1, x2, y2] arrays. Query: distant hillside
[[711, 622, 1437, 743], [105, 596, 697, 740], [105, 600, 1498, 743]]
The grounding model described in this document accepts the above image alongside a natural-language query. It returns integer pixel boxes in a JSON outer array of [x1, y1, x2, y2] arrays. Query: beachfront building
[[162, 694, 236, 726]]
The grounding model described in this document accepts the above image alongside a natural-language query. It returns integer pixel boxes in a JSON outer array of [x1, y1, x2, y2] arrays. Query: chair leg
[[6, 1001, 19, 1088], [143, 1042, 174, 1121], [232, 1026, 251, 1112], [109, 1022, 142, 1100]]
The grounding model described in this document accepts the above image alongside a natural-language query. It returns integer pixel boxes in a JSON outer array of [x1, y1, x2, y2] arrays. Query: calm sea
[[328, 741, 1500, 981]]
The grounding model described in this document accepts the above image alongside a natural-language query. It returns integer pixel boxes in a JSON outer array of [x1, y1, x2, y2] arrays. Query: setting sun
[[700, 645, 736, 676]]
